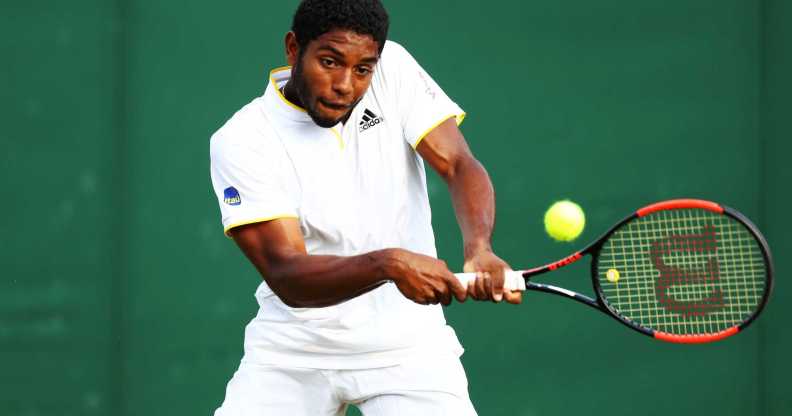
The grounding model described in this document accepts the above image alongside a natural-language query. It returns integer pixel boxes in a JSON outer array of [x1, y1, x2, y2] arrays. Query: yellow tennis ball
[[606, 268, 620, 283], [544, 200, 585, 242]]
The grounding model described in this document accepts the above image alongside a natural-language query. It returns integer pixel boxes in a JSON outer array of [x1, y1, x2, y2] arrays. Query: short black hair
[[291, 0, 389, 54]]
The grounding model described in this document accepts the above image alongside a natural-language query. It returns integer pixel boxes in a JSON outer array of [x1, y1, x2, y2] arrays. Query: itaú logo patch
[[223, 186, 241, 206], [359, 108, 384, 132]]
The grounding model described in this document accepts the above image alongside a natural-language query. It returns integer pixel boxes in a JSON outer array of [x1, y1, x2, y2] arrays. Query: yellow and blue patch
[[223, 186, 241, 206]]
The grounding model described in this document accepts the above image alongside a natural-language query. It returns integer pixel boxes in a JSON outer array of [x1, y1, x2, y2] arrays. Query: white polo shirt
[[210, 40, 466, 369]]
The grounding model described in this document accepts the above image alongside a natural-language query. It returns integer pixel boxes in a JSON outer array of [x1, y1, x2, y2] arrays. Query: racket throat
[[524, 251, 585, 278]]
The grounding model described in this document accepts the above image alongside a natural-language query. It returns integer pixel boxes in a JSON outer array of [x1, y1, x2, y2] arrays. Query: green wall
[[1, 1, 788, 415], [763, 0, 792, 414], [0, 2, 121, 414]]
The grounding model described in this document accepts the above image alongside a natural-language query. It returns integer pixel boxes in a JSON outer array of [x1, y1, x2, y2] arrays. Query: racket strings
[[596, 209, 766, 335]]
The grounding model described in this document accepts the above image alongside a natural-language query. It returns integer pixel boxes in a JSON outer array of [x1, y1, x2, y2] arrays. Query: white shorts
[[214, 354, 478, 416]]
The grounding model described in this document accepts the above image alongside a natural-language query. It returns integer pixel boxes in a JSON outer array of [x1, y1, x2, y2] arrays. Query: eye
[[355, 66, 372, 76], [320, 58, 337, 67]]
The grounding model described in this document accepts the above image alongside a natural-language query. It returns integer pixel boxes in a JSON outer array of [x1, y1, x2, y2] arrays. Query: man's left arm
[[416, 117, 522, 304]]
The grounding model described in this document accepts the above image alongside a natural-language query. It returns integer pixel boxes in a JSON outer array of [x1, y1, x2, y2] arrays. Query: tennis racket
[[455, 199, 773, 344]]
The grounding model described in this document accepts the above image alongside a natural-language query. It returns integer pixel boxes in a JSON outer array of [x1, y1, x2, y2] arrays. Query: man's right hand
[[383, 249, 467, 306]]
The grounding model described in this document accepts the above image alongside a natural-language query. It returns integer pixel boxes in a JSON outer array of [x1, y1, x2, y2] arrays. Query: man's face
[[287, 29, 380, 127]]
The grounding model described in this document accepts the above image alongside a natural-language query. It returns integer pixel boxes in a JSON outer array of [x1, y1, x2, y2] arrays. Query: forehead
[[307, 29, 380, 59]]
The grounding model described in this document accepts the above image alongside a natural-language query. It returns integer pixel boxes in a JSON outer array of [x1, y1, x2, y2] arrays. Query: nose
[[332, 70, 353, 97]]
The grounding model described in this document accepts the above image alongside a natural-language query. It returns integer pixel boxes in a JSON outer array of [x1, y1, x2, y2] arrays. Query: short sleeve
[[379, 41, 466, 148], [210, 129, 299, 235]]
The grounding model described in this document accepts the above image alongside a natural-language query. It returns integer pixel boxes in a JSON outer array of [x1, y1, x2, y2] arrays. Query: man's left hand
[[463, 250, 522, 304]]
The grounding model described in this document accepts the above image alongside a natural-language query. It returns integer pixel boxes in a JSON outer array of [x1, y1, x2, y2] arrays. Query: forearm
[[415, 120, 519, 301], [241, 247, 402, 308], [446, 157, 496, 257]]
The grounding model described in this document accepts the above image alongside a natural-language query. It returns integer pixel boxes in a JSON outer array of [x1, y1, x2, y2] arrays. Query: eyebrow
[[317, 45, 379, 65]]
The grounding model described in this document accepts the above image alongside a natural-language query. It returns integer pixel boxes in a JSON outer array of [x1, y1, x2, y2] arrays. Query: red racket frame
[[518, 199, 773, 344]]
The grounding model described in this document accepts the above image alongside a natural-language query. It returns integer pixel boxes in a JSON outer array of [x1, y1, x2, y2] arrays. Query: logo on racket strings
[[650, 225, 725, 317]]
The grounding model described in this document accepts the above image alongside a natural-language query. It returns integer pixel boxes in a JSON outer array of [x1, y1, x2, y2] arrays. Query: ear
[[285, 31, 299, 66]]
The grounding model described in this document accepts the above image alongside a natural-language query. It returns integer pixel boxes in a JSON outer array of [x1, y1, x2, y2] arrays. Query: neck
[[281, 82, 303, 108]]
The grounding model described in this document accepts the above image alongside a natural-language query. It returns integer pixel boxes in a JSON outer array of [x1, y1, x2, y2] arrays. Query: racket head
[[588, 199, 773, 343]]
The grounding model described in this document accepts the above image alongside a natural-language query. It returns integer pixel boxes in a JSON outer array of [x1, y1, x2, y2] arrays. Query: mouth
[[318, 99, 353, 111]]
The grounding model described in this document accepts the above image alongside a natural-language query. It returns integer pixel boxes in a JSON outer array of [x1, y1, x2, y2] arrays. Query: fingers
[[491, 268, 505, 303], [465, 272, 478, 299], [484, 271, 495, 302], [467, 272, 497, 302], [414, 286, 437, 305], [421, 270, 466, 306], [395, 251, 520, 306], [463, 250, 516, 303], [469, 270, 505, 303], [445, 273, 468, 303], [421, 289, 441, 305], [437, 282, 453, 306], [503, 290, 522, 304], [475, 271, 487, 301], [464, 270, 522, 304], [419, 276, 464, 306]]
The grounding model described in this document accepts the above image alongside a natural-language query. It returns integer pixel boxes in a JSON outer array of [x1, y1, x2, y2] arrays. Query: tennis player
[[210, 0, 520, 414]]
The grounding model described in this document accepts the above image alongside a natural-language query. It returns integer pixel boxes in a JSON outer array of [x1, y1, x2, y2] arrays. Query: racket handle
[[454, 270, 526, 291]]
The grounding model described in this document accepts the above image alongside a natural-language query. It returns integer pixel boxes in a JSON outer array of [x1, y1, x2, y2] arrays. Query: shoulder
[[379, 40, 414, 68], [371, 40, 421, 95], [382, 39, 408, 56], [210, 97, 292, 179], [210, 97, 280, 160]]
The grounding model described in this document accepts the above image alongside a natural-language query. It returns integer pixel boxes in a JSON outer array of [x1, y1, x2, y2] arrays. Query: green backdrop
[[1, 1, 789, 415]]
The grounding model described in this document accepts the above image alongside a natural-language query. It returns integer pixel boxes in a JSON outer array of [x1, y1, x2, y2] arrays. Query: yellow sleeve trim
[[411, 112, 467, 150], [223, 214, 299, 237]]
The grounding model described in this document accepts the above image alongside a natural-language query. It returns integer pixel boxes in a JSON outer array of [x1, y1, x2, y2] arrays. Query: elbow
[[264, 274, 305, 308], [255, 253, 314, 308], [271, 286, 308, 308], [266, 273, 323, 308], [442, 155, 483, 183], [434, 157, 456, 181], [277, 293, 325, 308], [277, 294, 305, 308]]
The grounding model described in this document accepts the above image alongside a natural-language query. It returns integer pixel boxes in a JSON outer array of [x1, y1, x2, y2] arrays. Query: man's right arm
[[229, 218, 467, 308]]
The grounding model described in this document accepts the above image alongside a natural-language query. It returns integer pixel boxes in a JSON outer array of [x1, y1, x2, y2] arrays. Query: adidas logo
[[359, 108, 384, 132]]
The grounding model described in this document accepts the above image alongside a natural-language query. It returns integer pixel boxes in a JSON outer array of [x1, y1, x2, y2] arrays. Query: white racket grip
[[454, 270, 526, 291]]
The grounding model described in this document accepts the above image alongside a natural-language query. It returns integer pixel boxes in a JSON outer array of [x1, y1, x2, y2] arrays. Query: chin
[[308, 109, 345, 128], [311, 116, 340, 128]]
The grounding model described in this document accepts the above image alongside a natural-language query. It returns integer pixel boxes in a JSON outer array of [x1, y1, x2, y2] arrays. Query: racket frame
[[520, 199, 774, 343]]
